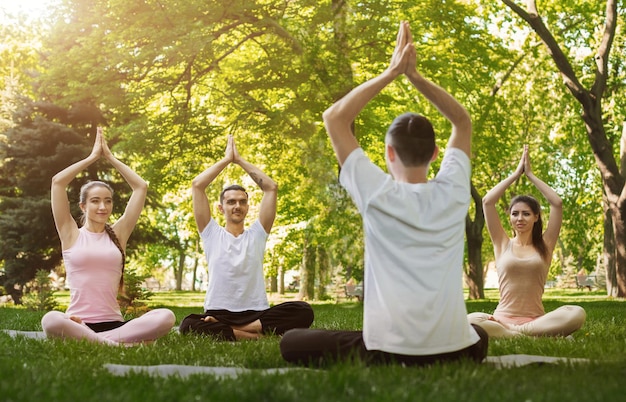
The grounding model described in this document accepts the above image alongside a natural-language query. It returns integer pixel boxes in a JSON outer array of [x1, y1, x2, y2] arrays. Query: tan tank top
[[493, 240, 547, 319]]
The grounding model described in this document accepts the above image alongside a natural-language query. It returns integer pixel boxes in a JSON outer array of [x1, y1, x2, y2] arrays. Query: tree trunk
[[175, 250, 185, 291], [602, 190, 618, 296], [299, 235, 316, 300], [278, 266, 285, 295], [608, 202, 626, 295], [191, 253, 199, 292], [465, 183, 485, 299], [316, 246, 330, 300]]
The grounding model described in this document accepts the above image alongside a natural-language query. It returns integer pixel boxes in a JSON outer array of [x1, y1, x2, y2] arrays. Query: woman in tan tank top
[[468, 145, 586, 338]]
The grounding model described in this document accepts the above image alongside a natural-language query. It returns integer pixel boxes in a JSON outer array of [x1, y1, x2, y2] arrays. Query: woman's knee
[[562, 305, 586, 328], [150, 308, 176, 328], [41, 311, 67, 335]]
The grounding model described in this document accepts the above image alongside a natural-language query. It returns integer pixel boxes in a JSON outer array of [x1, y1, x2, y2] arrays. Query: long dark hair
[[79, 181, 125, 290], [509, 195, 549, 261]]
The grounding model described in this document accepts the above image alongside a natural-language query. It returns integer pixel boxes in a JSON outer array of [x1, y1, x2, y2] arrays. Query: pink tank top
[[493, 240, 547, 323], [63, 227, 124, 323]]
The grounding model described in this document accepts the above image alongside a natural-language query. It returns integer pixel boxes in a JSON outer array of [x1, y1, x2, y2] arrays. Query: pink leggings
[[41, 308, 176, 345], [467, 305, 586, 338]]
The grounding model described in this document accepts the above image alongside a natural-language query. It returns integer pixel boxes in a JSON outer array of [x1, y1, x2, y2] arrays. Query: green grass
[[1, 290, 625, 402]]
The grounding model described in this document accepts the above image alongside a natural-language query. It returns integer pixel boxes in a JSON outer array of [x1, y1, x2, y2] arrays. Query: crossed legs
[[179, 301, 314, 341], [468, 305, 586, 338], [41, 308, 176, 345]]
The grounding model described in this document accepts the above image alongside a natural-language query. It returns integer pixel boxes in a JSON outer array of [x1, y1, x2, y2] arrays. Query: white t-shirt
[[340, 147, 480, 355], [200, 219, 270, 311]]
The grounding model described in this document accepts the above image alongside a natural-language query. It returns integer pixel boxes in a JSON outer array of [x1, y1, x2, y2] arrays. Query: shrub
[[117, 268, 154, 318], [22, 269, 58, 311]]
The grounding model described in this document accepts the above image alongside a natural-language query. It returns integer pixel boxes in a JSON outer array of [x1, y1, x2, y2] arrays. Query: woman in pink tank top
[[468, 145, 585, 338], [41, 127, 175, 345]]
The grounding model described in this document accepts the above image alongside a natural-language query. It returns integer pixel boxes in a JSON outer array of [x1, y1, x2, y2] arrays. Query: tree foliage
[[0, 0, 623, 302]]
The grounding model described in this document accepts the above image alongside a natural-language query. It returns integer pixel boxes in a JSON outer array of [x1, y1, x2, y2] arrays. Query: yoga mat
[[104, 364, 306, 379], [104, 354, 590, 379], [1, 330, 47, 340], [484, 354, 590, 368]]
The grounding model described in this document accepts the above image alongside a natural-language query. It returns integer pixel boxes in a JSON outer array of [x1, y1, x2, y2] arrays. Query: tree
[[502, 0, 625, 296], [0, 101, 100, 303]]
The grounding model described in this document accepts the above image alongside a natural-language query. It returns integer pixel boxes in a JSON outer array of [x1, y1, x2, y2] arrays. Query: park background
[[1, 0, 626, 303], [1, 2, 626, 402]]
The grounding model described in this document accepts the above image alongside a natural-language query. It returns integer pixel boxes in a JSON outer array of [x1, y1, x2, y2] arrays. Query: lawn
[[1, 289, 624, 402]]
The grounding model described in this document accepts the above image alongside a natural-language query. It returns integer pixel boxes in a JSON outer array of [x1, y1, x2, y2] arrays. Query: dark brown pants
[[280, 324, 488, 367]]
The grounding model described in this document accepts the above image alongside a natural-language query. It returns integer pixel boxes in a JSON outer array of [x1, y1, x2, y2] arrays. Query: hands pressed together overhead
[[513, 144, 534, 179], [223, 134, 243, 165], [89, 126, 116, 163], [388, 21, 418, 77]]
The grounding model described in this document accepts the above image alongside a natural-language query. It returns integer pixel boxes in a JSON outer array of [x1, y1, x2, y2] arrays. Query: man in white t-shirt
[[280, 21, 488, 365], [180, 135, 313, 341]]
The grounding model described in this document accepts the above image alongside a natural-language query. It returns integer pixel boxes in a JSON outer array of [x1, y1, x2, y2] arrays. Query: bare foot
[[232, 319, 262, 335], [69, 316, 83, 324], [233, 329, 262, 340]]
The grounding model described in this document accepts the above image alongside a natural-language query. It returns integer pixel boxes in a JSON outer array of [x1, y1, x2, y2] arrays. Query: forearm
[[192, 157, 230, 191], [107, 157, 147, 192], [405, 70, 470, 128], [526, 172, 562, 207], [323, 69, 400, 164], [236, 158, 277, 193], [51, 155, 99, 188], [483, 173, 520, 206], [324, 69, 399, 126]]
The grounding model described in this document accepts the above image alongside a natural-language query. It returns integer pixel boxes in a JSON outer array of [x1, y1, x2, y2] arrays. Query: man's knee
[[469, 324, 489, 362], [280, 329, 315, 364], [178, 315, 197, 334], [293, 302, 314, 327]]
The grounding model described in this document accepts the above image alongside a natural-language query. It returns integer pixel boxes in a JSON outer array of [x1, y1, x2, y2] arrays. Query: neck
[[225, 222, 245, 237], [84, 221, 106, 233], [514, 233, 533, 246], [393, 166, 429, 184]]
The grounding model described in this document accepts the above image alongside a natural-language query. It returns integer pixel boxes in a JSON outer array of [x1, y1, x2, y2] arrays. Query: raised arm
[[51, 128, 102, 249], [323, 21, 413, 166], [101, 129, 148, 248], [192, 136, 233, 232], [482, 147, 525, 257], [232, 137, 278, 233], [524, 147, 562, 250], [402, 25, 472, 157]]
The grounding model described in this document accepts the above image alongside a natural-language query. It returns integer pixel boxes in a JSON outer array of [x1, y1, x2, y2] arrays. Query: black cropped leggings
[[179, 301, 314, 341]]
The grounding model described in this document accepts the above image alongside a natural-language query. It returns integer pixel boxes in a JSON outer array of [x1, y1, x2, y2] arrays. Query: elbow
[[322, 108, 334, 128], [482, 196, 495, 208], [322, 106, 343, 128], [455, 109, 472, 132], [266, 180, 278, 194], [50, 173, 61, 186], [191, 177, 204, 191], [136, 179, 148, 193], [50, 173, 67, 190]]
